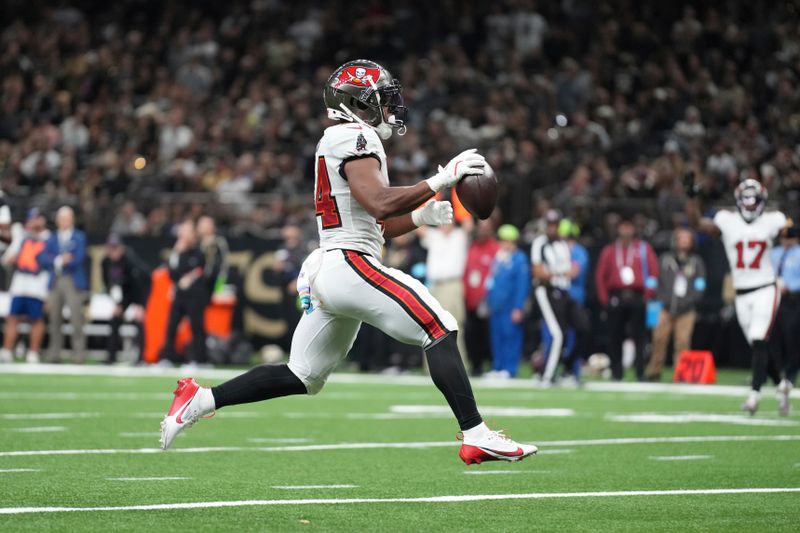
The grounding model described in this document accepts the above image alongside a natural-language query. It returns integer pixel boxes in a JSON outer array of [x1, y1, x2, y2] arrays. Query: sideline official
[[532, 210, 590, 384]]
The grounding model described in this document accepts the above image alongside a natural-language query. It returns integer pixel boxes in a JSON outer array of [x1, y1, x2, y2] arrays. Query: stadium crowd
[[1, 1, 800, 377]]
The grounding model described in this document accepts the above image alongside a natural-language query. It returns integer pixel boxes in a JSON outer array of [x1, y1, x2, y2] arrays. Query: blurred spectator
[[383, 233, 427, 371], [110, 201, 147, 236], [101, 234, 147, 364], [770, 226, 800, 387], [0, 209, 49, 364], [595, 216, 659, 381], [161, 220, 207, 366], [3, 1, 800, 372], [532, 210, 590, 384], [197, 215, 229, 299], [645, 228, 707, 381], [462, 219, 499, 376], [0, 1, 798, 235], [485, 225, 530, 378], [0, 202, 23, 265], [418, 221, 470, 361], [159, 108, 193, 164], [40, 206, 88, 363]]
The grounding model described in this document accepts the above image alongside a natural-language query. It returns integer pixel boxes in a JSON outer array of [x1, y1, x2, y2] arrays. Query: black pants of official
[[539, 287, 591, 378], [606, 290, 647, 381], [464, 309, 492, 376], [162, 291, 208, 364], [770, 294, 800, 383]]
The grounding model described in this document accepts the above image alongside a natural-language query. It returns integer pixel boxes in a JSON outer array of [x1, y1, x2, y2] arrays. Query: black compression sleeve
[[211, 364, 307, 409], [425, 332, 483, 431]]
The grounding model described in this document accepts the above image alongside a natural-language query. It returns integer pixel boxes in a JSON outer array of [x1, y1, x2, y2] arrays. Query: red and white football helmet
[[734, 178, 767, 223]]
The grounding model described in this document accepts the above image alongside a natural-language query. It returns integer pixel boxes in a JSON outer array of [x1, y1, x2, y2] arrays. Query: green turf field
[[0, 366, 798, 532]]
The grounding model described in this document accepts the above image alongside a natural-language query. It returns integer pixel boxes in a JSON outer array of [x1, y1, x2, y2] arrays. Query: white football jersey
[[314, 123, 388, 259], [714, 209, 787, 290]]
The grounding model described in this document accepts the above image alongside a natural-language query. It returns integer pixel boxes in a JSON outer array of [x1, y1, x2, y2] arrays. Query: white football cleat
[[741, 391, 760, 416], [776, 379, 792, 417], [159, 378, 215, 451], [459, 429, 538, 465]]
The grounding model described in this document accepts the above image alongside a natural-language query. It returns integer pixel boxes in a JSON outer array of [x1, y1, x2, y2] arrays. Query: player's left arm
[[383, 215, 417, 239], [384, 200, 454, 239]]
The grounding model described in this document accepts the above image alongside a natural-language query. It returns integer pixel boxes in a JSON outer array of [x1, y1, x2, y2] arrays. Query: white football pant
[[734, 283, 780, 344], [288, 249, 457, 394]]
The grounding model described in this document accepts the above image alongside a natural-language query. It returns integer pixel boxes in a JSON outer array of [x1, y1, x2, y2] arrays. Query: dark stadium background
[[2, 0, 799, 369]]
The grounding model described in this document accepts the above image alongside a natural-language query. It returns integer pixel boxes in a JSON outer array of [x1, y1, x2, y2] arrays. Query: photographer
[[160, 220, 207, 366]]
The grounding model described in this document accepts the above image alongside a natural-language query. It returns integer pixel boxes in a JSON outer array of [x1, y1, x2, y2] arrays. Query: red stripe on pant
[[346, 251, 448, 341]]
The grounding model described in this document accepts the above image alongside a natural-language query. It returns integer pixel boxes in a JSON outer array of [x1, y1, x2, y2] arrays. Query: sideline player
[[159, 60, 538, 464], [688, 178, 787, 414]]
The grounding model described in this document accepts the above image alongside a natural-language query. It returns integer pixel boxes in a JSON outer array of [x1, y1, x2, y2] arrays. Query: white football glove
[[411, 200, 454, 227], [425, 148, 486, 192]]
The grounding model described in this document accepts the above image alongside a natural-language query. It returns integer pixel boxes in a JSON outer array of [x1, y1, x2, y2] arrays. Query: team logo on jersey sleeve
[[333, 66, 381, 88], [356, 133, 367, 151]]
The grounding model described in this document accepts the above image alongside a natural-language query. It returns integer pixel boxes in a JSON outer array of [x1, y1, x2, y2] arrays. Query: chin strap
[[327, 101, 404, 139]]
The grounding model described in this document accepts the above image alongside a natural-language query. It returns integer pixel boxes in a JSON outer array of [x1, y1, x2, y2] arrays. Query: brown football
[[456, 172, 497, 220]]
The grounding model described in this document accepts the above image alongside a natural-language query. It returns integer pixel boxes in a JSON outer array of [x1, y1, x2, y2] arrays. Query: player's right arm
[[686, 197, 720, 236], [346, 157, 438, 220], [684, 172, 720, 236], [346, 147, 485, 220]]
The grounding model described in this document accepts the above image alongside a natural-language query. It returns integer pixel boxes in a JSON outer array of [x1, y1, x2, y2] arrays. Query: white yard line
[[2, 364, 799, 398], [650, 455, 713, 461], [2, 434, 799, 458], [284, 406, 573, 420], [0, 469, 41, 473], [271, 485, 357, 489], [247, 438, 313, 443], [107, 477, 190, 481], [0, 392, 168, 401], [1, 487, 799, 515], [537, 449, 574, 455], [390, 405, 574, 417], [608, 413, 798, 427], [5, 426, 66, 433], [1, 413, 99, 420], [463, 470, 552, 475]]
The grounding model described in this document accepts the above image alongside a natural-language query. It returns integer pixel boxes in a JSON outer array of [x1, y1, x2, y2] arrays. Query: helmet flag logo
[[333, 66, 381, 88]]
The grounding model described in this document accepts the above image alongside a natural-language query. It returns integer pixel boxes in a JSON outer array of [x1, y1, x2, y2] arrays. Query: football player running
[[159, 60, 538, 464], [688, 178, 787, 414]]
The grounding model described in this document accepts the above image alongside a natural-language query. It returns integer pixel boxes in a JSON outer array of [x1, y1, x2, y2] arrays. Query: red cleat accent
[[458, 442, 535, 465], [460, 445, 486, 465], [459, 444, 526, 464], [167, 378, 200, 422]]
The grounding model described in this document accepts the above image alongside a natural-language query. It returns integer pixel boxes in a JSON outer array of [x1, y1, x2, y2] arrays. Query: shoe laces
[[457, 427, 514, 444], [487, 429, 513, 444]]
